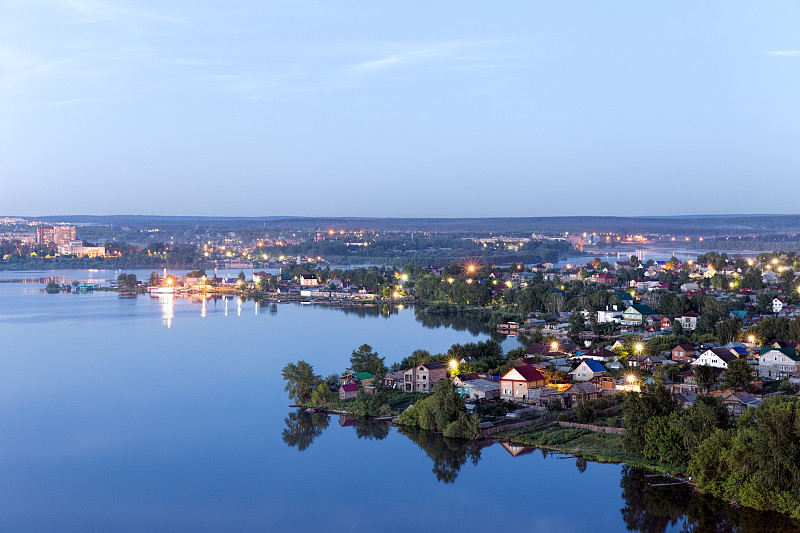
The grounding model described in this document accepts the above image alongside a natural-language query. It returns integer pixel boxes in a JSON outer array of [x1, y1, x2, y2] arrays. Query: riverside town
[[14, 216, 800, 525]]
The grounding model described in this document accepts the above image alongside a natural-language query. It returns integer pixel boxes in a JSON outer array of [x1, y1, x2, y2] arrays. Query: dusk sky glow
[[1, 1, 799, 217]]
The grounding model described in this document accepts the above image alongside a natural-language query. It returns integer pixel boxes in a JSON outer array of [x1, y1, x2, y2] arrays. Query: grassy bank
[[301, 389, 428, 416], [495, 423, 685, 475]]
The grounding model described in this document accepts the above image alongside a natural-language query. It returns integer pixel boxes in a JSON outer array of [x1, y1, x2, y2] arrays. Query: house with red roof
[[338, 383, 358, 400], [500, 365, 546, 402]]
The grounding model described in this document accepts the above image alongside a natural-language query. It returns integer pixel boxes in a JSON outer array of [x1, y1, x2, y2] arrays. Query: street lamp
[[550, 341, 558, 352]]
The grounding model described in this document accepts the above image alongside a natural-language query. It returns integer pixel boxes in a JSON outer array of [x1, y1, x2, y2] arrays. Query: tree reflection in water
[[281, 411, 329, 451], [353, 417, 390, 440], [397, 426, 490, 484], [619, 467, 800, 533], [281, 412, 800, 530]]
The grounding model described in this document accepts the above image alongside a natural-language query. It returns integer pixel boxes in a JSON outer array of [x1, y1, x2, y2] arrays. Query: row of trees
[[621, 375, 800, 519], [689, 396, 800, 519]]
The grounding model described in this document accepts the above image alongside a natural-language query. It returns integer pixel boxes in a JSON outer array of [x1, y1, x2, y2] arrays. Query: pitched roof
[[584, 360, 607, 373], [566, 382, 599, 394], [627, 304, 657, 315], [674, 344, 696, 352], [353, 372, 374, 380], [421, 362, 448, 370], [525, 343, 551, 356], [340, 384, 358, 392], [760, 347, 800, 361], [583, 347, 617, 359], [502, 365, 546, 383], [706, 347, 738, 363], [774, 340, 800, 351]]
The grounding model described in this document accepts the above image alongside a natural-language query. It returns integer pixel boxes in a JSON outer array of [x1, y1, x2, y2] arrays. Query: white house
[[569, 360, 607, 382], [773, 298, 784, 314], [597, 306, 623, 324], [674, 311, 699, 331], [692, 348, 738, 369], [758, 348, 800, 379]]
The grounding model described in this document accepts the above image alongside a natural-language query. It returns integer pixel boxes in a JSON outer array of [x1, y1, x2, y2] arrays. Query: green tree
[[281, 360, 322, 403], [574, 399, 595, 423], [397, 379, 480, 440], [349, 344, 386, 377], [644, 415, 686, 464], [688, 397, 800, 519], [672, 394, 728, 451], [715, 318, 742, 345], [149, 271, 161, 286], [621, 383, 680, 453], [569, 311, 585, 336], [693, 364, 717, 393], [721, 358, 753, 392], [117, 273, 138, 289], [310, 383, 332, 406]]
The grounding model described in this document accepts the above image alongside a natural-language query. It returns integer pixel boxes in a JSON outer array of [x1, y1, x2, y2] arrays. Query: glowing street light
[[627, 374, 636, 384], [550, 341, 558, 352], [447, 278, 454, 284], [748, 335, 756, 344], [635, 343, 643, 354]]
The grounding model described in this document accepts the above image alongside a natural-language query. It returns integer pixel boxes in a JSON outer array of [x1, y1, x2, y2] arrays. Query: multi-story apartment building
[[36, 225, 76, 245]]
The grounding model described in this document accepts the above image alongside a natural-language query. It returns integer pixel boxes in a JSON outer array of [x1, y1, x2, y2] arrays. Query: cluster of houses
[[343, 337, 800, 418], [493, 255, 800, 346], [142, 270, 379, 301]]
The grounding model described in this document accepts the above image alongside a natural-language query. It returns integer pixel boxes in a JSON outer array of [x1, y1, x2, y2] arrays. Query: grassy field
[[495, 423, 685, 475]]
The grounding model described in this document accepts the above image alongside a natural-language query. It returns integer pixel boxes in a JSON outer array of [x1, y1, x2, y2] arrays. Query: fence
[[557, 421, 623, 434], [481, 404, 622, 437]]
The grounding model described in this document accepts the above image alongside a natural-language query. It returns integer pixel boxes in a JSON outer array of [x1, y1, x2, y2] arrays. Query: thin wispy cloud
[[57, 0, 188, 25], [767, 51, 800, 57], [351, 40, 499, 73], [203, 40, 508, 101]]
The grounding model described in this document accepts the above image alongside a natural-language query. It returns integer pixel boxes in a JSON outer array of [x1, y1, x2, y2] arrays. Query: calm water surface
[[1, 270, 797, 532]]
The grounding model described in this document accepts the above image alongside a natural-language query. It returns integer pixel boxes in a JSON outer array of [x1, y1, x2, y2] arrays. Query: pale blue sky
[[1, 1, 799, 217]]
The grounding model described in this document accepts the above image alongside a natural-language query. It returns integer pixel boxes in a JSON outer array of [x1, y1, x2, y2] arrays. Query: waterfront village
[[26, 221, 800, 518]]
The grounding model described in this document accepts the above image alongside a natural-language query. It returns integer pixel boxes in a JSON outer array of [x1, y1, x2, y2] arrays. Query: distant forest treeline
[[25, 214, 800, 236]]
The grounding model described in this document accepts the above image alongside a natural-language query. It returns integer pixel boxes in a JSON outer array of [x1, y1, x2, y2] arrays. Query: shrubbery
[[397, 380, 481, 440]]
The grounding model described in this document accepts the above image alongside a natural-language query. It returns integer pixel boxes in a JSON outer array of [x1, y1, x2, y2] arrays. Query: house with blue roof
[[569, 360, 607, 382]]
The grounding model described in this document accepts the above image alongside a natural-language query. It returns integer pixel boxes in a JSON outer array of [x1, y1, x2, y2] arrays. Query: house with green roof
[[758, 347, 800, 379], [621, 304, 657, 326], [352, 372, 375, 386]]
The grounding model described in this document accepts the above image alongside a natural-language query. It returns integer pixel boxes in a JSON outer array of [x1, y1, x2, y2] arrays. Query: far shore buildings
[[36, 225, 75, 246], [299, 274, 319, 287], [58, 241, 106, 258]]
